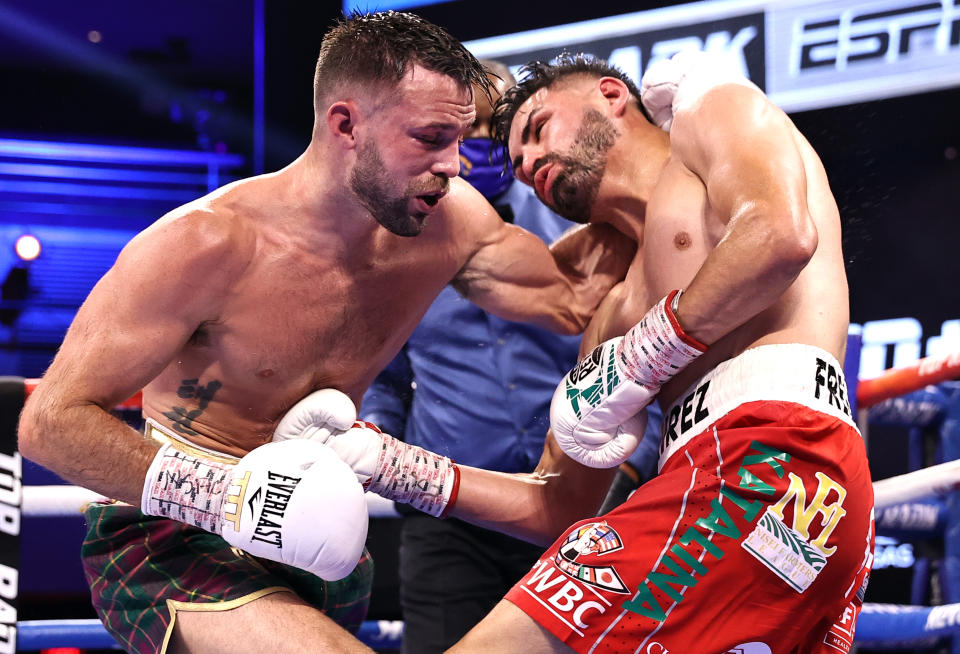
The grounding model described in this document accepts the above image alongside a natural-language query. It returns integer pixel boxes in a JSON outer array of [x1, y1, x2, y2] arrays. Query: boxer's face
[[507, 83, 619, 223], [350, 65, 475, 237]]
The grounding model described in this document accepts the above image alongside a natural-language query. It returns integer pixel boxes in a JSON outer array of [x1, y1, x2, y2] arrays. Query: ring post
[[0, 377, 24, 653], [939, 382, 960, 653]]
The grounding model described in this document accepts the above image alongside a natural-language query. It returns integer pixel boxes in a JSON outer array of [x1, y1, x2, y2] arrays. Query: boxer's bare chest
[[582, 161, 721, 346], [638, 158, 721, 300], [146, 233, 464, 447], [229, 241, 460, 386]]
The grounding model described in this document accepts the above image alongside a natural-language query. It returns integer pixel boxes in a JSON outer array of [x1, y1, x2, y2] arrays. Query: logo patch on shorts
[[822, 602, 859, 652], [554, 522, 629, 594], [742, 508, 826, 592]]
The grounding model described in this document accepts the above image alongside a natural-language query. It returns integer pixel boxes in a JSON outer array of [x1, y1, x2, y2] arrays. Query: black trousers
[[398, 512, 544, 654]]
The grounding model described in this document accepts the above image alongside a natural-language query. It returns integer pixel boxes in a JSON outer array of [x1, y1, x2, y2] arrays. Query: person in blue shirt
[[360, 60, 659, 654]]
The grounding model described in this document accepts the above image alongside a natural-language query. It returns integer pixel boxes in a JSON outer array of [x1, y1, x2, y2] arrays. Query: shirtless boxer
[[15, 16, 631, 654], [295, 52, 874, 652]]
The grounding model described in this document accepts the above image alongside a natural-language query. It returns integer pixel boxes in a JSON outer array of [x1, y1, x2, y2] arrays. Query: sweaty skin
[[513, 79, 846, 386], [579, 90, 847, 411], [441, 73, 853, 654], [17, 66, 629, 505], [442, 75, 848, 548]]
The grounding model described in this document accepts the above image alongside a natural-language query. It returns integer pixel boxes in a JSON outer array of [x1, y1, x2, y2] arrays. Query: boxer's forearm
[[447, 436, 617, 546], [455, 221, 635, 336], [314, 420, 616, 544], [549, 223, 635, 289], [18, 395, 157, 505], [445, 466, 564, 546], [548, 223, 636, 333]]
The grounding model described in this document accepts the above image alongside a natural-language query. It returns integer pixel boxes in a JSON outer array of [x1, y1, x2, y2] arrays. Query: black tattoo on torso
[[162, 378, 223, 436]]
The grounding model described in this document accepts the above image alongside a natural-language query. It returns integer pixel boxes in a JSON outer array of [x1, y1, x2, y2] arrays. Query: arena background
[[1, 0, 958, 651]]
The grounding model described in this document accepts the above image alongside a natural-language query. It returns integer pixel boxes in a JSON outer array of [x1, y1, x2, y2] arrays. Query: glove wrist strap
[[141, 443, 232, 535], [366, 432, 458, 518], [618, 289, 707, 387]]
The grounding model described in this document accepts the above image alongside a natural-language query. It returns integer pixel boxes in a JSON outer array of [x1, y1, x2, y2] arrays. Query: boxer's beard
[[350, 140, 448, 237], [539, 108, 619, 224]]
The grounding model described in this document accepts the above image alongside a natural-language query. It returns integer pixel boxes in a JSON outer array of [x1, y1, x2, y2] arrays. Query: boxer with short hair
[[474, 50, 873, 653], [292, 51, 873, 652], [16, 17, 631, 654]]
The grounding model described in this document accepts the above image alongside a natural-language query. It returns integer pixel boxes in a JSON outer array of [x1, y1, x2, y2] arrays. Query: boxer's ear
[[598, 77, 630, 118], [326, 101, 360, 149]]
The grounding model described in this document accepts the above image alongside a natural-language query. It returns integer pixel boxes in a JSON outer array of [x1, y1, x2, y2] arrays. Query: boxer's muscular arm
[[17, 211, 247, 504], [577, 266, 651, 356], [448, 435, 616, 546], [451, 184, 634, 335], [313, 280, 646, 544], [446, 284, 640, 544], [669, 84, 818, 345], [547, 222, 637, 322]]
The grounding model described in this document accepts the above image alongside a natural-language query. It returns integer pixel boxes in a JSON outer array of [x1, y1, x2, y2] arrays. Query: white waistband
[[658, 343, 859, 470], [145, 418, 240, 464]]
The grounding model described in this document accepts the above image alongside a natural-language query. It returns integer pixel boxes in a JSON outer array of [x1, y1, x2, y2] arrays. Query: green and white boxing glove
[[550, 290, 707, 468]]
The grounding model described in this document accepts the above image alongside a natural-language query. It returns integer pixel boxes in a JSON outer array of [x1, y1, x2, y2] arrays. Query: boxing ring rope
[[857, 350, 960, 409], [857, 352, 960, 514], [14, 618, 405, 651], [21, 482, 400, 519], [873, 459, 960, 511], [12, 353, 960, 651], [21, 457, 959, 517]]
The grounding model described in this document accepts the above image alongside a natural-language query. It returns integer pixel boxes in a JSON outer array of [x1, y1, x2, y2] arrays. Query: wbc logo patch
[[554, 522, 629, 594]]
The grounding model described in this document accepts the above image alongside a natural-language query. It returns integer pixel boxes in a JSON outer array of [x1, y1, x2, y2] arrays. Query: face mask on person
[[458, 138, 512, 200]]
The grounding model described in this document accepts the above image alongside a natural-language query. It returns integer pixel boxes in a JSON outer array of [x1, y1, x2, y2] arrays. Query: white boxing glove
[[550, 341, 651, 468], [273, 388, 357, 443], [274, 391, 459, 518], [142, 433, 367, 581], [551, 290, 707, 468], [279, 414, 459, 518], [640, 49, 756, 132]]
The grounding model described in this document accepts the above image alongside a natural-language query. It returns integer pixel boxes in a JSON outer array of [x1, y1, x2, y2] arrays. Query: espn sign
[[465, 0, 960, 113], [767, 0, 960, 111]]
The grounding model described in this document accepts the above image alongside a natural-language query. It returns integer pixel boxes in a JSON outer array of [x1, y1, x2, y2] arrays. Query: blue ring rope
[[16, 618, 404, 651]]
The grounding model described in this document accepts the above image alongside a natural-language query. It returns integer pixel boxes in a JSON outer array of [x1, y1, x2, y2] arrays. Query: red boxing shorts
[[506, 344, 875, 654]]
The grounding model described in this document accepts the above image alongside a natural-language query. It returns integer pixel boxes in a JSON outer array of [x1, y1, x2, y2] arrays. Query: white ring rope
[[873, 459, 960, 511], [21, 458, 952, 519], [21, 484, 400, 518]]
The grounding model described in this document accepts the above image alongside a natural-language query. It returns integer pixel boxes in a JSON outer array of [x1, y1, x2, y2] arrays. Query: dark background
[[1, 0, 958, 650], [4, 0, 956, 329]]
